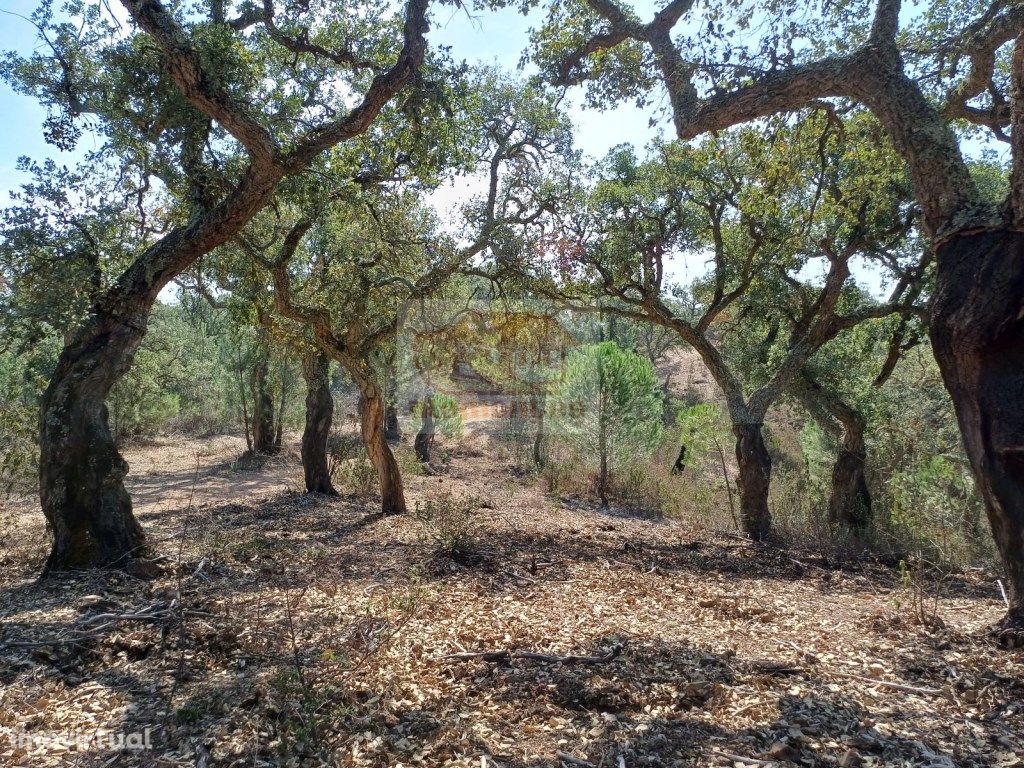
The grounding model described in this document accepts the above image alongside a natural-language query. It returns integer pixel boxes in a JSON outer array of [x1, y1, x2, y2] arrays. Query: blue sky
[[0, 0, 884, 293], [0, 1, 664, 200]]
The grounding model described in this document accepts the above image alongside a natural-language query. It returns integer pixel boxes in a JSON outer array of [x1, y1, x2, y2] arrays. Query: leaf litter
[[0, 434, 1021, 767]]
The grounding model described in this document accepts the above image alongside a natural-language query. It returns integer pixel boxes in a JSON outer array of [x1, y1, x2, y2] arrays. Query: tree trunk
[[357, 376, 407, 515], [532, 393, 547, 467], [301, 353, 337, 496], [733, 422, 772, 540], [251, 348, 277, 455], [384, 404, 401, 442], [414, 394, 435, 463], [930, 228, 1024, 634], [274, 361, 289, 451], [794, 375, 872, 528], [39, 311, 149, 571]]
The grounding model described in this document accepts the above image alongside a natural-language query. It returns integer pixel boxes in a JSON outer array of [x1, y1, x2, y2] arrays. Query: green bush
[[547, 341, 663, 504]]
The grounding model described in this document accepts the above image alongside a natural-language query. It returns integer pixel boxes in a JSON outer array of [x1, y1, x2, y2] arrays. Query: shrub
[[413, 491, 479, 557], [328, 433, 377, 497]]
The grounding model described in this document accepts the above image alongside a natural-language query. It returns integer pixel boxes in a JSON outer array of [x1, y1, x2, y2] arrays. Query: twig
[[997, 579, 1010, 609], [829, 671, 942, 696], [712, 435, 738, 530], [442, 644, 622, 665], [710, 749, 776, 766]]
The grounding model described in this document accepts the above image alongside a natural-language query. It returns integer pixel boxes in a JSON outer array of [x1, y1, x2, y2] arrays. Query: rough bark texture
[[251, 350, 278, 455], [414, 395, 435, 463], [38, 0, 428, 572], [39, 311, 150, 571], [930, 229, 1024, 632], [794, 376, 872, 528], [301, 353, 337, 495], [733, 422, 772, 540], [358, 377, 407, 515]]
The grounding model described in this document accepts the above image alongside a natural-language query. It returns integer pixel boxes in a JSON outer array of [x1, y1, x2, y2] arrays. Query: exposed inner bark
[[357, 376, 407, 515], [301, 352, 337, 495], [733, 422, 772, 540], [930, 228, 1024, 632], [39, 311, 150, 571]]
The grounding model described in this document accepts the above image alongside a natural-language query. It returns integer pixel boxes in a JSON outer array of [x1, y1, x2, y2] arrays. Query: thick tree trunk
[[930, 229, 1024, 635], [301, 353, 337, 496], [39, 311, 149, 571], [794, 376, 872, 528], [357, 376, 407, 515], [414, 394, 435, 463], [829, 419, 871, 529], [733, 422, 772, 540], [251, 349, 277, 455]]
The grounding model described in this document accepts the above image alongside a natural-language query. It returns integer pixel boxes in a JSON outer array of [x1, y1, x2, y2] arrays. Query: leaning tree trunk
[[251, 348, 277, 455], [301, 353, 337, 496], [356, 376, 407, 515], [39, 310, 150, 571], [930, 228, 1024, 634], [732, 422, 772, 540]]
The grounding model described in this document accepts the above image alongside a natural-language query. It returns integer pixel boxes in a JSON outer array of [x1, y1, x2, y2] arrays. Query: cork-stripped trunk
[[354, 370, 407, 515], [301, 352, 337, 495], [39, 0, 429, 571], [793, 374, 872, 529], [930, 230, 1024, 632], [641, 0, 1024, 630], [40, 166, 286, 572]]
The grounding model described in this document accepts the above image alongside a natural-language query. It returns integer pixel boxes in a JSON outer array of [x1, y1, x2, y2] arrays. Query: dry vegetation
[[1, 426, 1021, 768]]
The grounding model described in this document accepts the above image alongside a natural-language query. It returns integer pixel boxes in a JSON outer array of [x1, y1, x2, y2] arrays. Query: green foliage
[[413, 491, 479, 558], [548, 341, 663, 493], [412, 392, 464, 439], [675, 402, 728, 460]]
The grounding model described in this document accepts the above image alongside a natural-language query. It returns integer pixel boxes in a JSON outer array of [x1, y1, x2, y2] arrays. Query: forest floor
[[0, 429, 1022, 768]]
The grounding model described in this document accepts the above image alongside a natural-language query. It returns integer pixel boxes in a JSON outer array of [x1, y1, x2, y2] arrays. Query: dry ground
[[0, 430, 1022, 768]]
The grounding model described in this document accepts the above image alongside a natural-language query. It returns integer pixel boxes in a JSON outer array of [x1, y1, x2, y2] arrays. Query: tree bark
[[251, 345, 277, 455], [384, 403, 401, 442], [930, 229, 1024, 633], [357, 376, 407, 515], [39, 311, 149, 571], [274, 360, 290, 451], [34, 0, 428, 572], [733, 422, 772, 540], [301, 352, 337, 496], [794, 375, 872, 528], [414, 394, 435, 463]]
